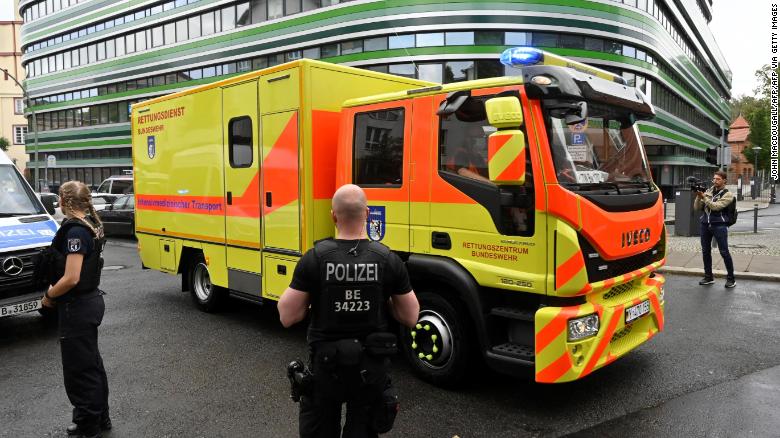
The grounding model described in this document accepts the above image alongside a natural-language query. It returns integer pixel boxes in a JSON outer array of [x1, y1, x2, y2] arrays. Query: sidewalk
[[661, 229, 780, 282], [663, 200, 773, 224]]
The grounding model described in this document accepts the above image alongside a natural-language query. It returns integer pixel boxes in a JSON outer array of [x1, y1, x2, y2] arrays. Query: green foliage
[[0, 137, 9, 152], [729, 65, 774, 172]]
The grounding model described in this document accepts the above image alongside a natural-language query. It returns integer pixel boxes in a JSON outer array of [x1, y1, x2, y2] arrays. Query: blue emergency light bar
[[500, 47, 544, 67]]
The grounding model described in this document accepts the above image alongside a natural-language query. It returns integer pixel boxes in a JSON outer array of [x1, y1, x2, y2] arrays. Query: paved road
[[2, 243, 779, 437], [730, 204, 780, 233]]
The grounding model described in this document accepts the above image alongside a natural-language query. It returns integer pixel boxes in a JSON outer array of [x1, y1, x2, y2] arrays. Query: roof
[[343, 76, 523, 107], [728, 115, 750, 142], [730, 115, 749, 129], [729, 130, 750, 142]]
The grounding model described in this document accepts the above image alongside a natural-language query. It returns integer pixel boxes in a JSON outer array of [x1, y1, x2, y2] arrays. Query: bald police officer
[[279, 184, 419, 438]]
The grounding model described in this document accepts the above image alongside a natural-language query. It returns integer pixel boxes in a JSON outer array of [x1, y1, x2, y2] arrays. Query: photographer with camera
[[693, 170, 736, 288], [278, 184, 419, 438]]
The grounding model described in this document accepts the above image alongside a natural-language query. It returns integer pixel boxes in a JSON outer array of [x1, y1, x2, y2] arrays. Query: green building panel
[[19, 0, 731, 191]]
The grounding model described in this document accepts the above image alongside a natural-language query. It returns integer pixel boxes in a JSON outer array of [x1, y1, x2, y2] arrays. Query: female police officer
[[42, 181, 111, 438]]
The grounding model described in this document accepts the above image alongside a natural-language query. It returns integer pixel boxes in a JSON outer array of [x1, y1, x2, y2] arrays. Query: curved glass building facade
[[19, 0, 731, 193]]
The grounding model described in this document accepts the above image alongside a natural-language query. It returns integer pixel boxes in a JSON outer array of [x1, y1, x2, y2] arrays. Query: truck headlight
[[568, 314, 600, 341]]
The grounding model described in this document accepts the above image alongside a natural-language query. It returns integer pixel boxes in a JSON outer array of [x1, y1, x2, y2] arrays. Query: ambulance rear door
[[222, 80, 262, 297]]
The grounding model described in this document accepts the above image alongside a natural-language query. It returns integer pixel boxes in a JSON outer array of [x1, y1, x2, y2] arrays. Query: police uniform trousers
[[57, 290, 109, 431], [299, 345, 389, 438]]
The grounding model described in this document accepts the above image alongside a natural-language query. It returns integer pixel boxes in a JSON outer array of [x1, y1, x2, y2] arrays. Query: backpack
[[721, 189, 738, 227]]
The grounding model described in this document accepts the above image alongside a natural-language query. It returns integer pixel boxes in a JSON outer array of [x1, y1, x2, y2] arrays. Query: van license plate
[[625, 300, 650, 324], [0, 299, 41, 318]]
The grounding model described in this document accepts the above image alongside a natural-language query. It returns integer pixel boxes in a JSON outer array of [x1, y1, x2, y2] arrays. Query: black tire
[[399, 292, 475, 387], [187, 254, 227, 313]]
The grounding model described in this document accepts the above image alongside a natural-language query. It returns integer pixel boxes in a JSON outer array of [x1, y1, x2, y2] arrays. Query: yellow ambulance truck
[[133, 48, 666, 386]]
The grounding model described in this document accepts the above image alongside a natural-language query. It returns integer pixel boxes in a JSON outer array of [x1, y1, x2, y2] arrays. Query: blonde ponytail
[[59, 180, 104, 239]]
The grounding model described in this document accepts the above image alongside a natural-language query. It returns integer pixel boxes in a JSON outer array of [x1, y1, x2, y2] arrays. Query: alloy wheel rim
[[409, 309, 454, 369], [193, 263, 212, 301]]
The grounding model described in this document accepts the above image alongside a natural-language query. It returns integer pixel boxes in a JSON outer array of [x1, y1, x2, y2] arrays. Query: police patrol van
[[134, 48, 667, 386], [0, 150, 58, 319]]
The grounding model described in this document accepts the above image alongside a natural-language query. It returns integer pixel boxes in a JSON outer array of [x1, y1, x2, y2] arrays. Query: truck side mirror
[[485, 97, 526, 185]]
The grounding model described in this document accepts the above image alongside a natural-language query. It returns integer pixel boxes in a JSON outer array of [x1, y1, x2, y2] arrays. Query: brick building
[[727, 115, 752, 184]]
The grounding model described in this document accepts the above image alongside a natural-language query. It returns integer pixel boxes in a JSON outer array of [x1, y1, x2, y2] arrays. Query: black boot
[[66, 417, 111, 436]]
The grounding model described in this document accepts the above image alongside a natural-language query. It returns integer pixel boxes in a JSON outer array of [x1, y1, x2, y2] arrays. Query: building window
[[353, 108, 405, 187], [14, 126, 28, 145], [446, 31, 472, 46], [14, 98, 25, 115]]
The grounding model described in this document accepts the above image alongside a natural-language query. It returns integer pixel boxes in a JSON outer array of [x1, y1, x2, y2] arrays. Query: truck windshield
[[0, 164, 44, 216], [545, 103, 652, 191]]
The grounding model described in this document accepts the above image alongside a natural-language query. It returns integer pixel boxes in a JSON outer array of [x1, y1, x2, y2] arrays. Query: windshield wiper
[[562, 182, 622, 194], [0, 213, 34, 217]]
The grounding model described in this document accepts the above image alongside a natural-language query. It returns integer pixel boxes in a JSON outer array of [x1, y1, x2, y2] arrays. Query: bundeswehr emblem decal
[[147, 136, 156, 159], [367, 206, 385, 242]]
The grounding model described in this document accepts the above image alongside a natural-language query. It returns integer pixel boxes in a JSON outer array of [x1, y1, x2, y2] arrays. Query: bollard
[[754, 204, 759, 233]]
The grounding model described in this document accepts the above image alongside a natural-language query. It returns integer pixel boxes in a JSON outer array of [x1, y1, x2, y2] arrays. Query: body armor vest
[[308, 239, 391, 342], [49, 218, 105, 294]]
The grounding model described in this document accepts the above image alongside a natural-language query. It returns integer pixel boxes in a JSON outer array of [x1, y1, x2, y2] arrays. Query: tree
[[0, 137, 9, 152], [730, 65, 775, 173]]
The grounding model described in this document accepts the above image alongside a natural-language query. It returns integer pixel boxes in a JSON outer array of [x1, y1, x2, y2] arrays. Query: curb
[[659, 266, 780, 282]]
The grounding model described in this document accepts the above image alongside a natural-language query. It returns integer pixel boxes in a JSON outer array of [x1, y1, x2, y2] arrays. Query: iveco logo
[[621, 228, 651, 248], [2, 257, 24, 276]]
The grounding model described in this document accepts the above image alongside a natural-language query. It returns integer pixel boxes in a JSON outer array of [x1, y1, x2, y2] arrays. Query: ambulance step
[[490, 307, 535, 321], [490, 342, 535, 361]]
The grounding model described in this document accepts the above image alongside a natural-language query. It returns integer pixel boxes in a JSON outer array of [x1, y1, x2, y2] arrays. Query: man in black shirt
[[279, 184, 419, 438]]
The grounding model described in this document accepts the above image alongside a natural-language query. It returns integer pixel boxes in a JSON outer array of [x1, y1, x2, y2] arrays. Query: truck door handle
[[226, 191, 233, 205], [431, 232, 451, 250], [265, 192, 272, 207]]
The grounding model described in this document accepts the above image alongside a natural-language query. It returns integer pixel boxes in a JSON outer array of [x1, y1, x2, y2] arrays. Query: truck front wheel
[[400, 292, 475, 387], [188, 255, 226, 313]]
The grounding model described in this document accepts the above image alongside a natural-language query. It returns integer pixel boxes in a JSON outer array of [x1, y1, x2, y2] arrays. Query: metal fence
[[725, 170, 775, 203]]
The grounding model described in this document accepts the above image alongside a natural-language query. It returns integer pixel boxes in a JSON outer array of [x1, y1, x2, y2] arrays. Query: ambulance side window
[[228, 116, 253, 168], [352, 108, 405, 187]]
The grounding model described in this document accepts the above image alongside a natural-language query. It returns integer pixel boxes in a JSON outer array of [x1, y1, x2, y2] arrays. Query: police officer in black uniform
[[42, 181, 111, 438], [279, 184, 419, 438]]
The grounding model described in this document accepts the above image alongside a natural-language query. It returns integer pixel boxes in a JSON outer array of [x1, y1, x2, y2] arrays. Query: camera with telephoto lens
[[687, 176, 708, 193], [286, 360, 313, 402]]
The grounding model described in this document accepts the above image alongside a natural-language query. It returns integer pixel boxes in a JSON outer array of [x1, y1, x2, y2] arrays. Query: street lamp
[[1, 67, 42, 191], [752, 145, 762, 199]]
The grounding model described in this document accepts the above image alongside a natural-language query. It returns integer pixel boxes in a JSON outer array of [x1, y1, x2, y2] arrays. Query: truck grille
[[0, 248, 46, 300], [578, 231, 665, 283]]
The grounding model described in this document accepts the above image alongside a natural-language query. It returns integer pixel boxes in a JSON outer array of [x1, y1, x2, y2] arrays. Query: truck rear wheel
[[400, 292, 475, 387], [188, 255, 226, 313]]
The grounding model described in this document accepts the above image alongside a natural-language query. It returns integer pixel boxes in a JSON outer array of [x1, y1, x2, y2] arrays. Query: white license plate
[[625, 300, 651, 324], [0, 299, 41, 318]]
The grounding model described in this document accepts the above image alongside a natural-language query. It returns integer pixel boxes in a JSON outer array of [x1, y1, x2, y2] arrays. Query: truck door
[[349, 101, 412, 252], [222, 80, 262, 290], [260, 110, 300, 252], [428, 88, 547, 292]]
